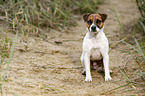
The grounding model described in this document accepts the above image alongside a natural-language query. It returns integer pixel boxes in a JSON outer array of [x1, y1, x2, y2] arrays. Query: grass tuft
[[113, 7, 125, 37], [0, 0, 100, 35], [3, 31, 18, 81]]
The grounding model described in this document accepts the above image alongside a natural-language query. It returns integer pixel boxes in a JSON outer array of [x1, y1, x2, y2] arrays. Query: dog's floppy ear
[[82, 13, 91, 22], [99, 13, 107, 22]]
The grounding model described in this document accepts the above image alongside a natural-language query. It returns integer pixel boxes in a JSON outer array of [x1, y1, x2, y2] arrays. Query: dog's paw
[[85, 76, 92, 82], [105, 75, 112, 81]]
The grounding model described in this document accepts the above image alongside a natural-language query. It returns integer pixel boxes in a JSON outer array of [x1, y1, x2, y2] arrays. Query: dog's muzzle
[[91, 26, 97, 32]]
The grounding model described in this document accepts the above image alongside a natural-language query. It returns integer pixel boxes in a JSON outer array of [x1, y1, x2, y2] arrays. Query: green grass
[[0, 31, 18, 95], [0, 0, 101, 35], [3, 31, 18, 81], [113, 7, 125, 36], [0, 26, 13, 95], [104, 36, 145, 95], [107, 6, 145, 95]]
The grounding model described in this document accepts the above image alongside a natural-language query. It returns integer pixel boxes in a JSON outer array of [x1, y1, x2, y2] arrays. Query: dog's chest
[[90, 48, 102, 60], [90, 38, 102, 60]]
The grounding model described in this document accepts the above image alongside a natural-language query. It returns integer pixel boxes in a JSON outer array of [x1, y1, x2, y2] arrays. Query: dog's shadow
[[82, 59, 105, 77]]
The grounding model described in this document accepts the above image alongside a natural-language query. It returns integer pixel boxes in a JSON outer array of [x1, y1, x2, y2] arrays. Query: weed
[[107, 6, 145, 95], [0, 31, 18, 95], [3, 31, 18, 81]]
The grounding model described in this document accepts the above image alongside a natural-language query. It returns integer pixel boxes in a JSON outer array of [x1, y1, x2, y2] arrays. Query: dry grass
[[107, 5, 145, 95], [0, 0, 101, 36]]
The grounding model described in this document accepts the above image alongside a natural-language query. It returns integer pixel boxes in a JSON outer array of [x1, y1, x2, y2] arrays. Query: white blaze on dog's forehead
[[91, 14, 96, 26], [93, 14, 96, 23]]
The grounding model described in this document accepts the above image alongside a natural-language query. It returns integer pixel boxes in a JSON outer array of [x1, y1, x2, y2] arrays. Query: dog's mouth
[[89, 30, 98, 33], [92, 30, 97, 32], [90, 29, 98, 33]]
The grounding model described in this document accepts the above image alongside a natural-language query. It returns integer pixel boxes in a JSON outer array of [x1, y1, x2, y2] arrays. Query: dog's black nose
[[91, 26, 96, 32]]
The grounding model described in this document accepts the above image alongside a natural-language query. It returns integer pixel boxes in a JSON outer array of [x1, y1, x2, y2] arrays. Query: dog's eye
[[96, 19, 101, 23], [87, 20, 92, 24]]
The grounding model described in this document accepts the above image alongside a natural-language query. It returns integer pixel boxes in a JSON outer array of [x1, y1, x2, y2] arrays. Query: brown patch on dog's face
[[82, 13, 107, 31]]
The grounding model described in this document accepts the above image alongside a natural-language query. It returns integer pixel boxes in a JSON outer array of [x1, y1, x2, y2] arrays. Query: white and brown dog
[[81, 13, 112, 82]]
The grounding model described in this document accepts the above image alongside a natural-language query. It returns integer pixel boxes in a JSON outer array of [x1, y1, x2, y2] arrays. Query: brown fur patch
[[85, 14, 105, 29]]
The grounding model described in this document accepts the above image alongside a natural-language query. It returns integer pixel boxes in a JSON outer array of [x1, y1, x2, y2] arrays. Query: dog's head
[[83, 13, 107, 32]]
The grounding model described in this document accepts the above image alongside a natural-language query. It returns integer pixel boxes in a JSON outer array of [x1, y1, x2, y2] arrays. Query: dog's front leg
[[84, 53, 92, 82], [103, 54, 112, 81]]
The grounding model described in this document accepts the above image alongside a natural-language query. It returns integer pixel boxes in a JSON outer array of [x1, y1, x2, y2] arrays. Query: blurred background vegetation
[[0, 0, 102, 35]]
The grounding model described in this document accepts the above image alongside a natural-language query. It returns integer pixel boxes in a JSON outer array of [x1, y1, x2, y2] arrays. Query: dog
[[81, 13, 112, 82]]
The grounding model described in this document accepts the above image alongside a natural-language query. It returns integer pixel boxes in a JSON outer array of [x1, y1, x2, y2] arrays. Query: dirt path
[[2, 0, 141, 95]]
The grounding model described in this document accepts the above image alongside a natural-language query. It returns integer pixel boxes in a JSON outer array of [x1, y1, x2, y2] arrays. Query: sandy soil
[[1, 0, 143, 95]]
